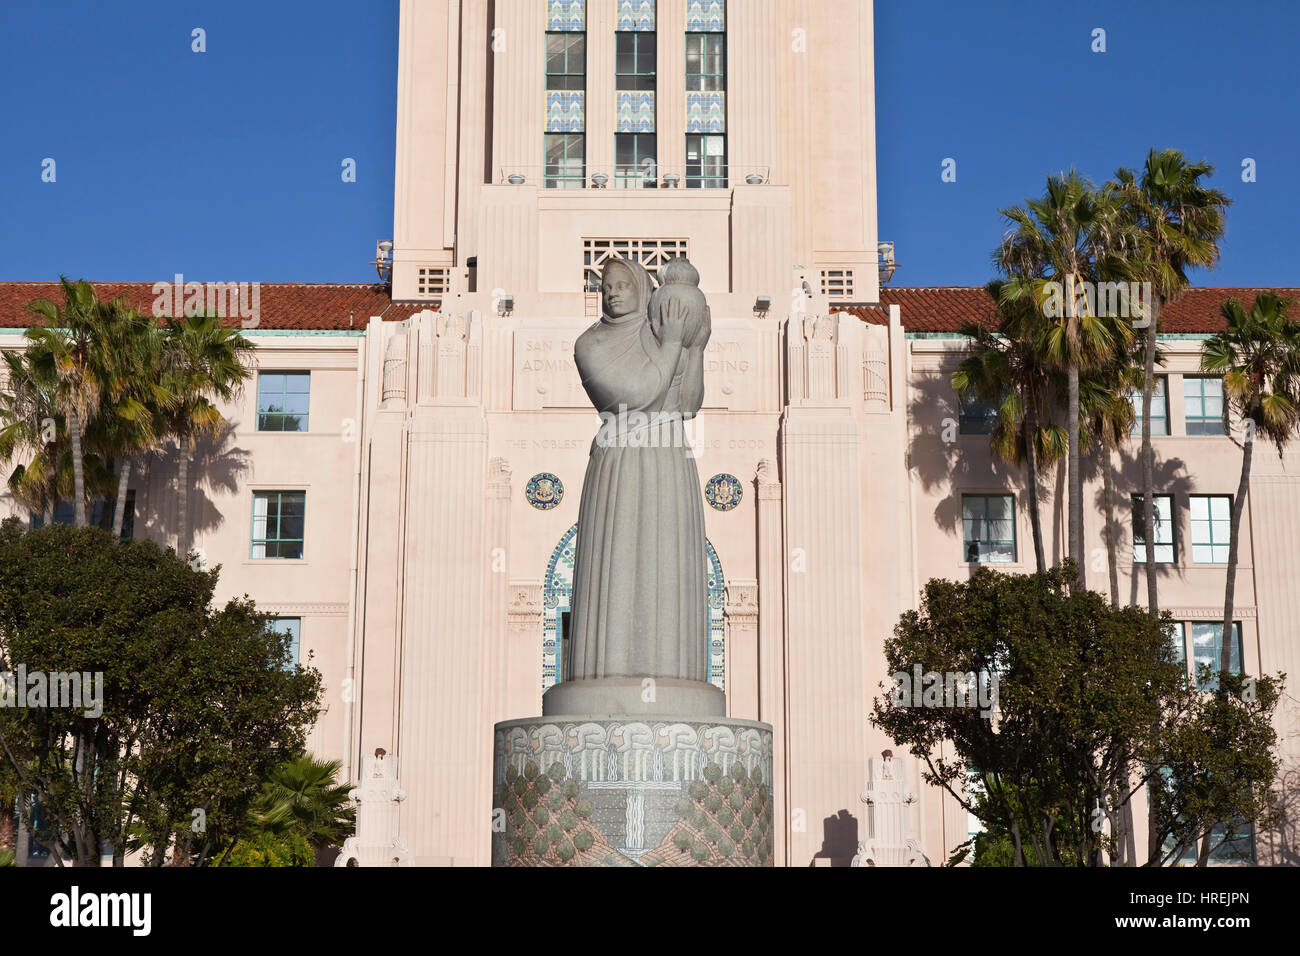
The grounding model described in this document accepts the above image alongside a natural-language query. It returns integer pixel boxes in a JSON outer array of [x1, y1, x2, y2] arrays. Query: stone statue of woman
[[542, 257, 724, 718]]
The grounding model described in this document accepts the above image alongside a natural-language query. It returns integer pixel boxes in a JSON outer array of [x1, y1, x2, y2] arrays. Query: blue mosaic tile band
[[616, 91, 656, 133], [617, 0, 655, 31], [686, 91, 726, 133], [546, 91, 585, 132], [548, 0, 586, 32], [686, 0, 725, 32]]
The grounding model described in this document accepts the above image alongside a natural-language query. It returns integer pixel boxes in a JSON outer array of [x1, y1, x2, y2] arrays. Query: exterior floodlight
[[662, 173, 681, 188], [754, 295, 772, 315], [498, 294, 515, 316], [507, 173, 526, 185], [592, 172, 609, 188], [745, 173, 765, 185]]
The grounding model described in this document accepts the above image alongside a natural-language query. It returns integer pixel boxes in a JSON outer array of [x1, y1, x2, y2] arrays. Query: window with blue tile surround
[[686, 0, 725, 32], [272, 617, 301, 667], [547, 0, 585, 32], [251, 491, 305, 560], [257, 371, 310, 432]]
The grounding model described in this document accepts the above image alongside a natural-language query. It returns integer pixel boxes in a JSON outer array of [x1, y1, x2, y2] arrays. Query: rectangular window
[[1132, 494, 1175, 564], [251, 491, 306, 560], [1190, 621, 1243, 691], [545, 133, 586, 189], [615, 133, 658, 188], [1167, 621, 1187, 669], [257, 372, 310, 432], [31, 492, 135, 541], [545, 32, 586, 90], [272, 617, 301, 668], [958, 393, 1001, 435], [1189, 495, 1231, 563], [1184, 376, 1226, 436], [962, 494, 1016, 564], [616, 32, 656, 91], [685, 33, 724, 91], [685, 133, 725, 188], [1128, 376, 1168, 437]]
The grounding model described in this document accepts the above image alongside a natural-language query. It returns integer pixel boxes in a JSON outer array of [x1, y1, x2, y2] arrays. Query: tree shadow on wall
[[908, 370, 1037, 556], [137, 423, 251, 554]]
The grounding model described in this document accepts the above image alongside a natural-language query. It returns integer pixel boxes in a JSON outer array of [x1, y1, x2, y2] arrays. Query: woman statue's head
[[601, 259, 646, 319]]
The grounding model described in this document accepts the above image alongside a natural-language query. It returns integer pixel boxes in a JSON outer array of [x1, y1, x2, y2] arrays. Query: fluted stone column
[[755, 457, 788, 865]]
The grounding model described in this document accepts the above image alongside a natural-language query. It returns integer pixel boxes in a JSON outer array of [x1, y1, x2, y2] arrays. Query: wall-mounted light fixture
[[372, 240, 394, 282], [497, 294, 515, 316], [662, 172, 681, 188], [745, 173, 765, 185], [507, 173, 526, 185], [591, 172, 609, 188], [754, 295, 772, 316]]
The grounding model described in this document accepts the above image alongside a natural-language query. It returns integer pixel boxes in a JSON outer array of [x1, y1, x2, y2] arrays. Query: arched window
[[542, 524, 725, 692]]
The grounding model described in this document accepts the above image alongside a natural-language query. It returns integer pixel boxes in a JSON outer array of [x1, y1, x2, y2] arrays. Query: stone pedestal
[[491, 716, 774, 867], [335, 754, 415, 867]]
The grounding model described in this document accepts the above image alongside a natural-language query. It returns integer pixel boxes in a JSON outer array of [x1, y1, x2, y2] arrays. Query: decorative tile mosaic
[[543, 524, 726, 692], [686, 0, 725, 32], [526, 473, 565, 510], [705, 474, 743, 512], [616, 91, 656, 133], [548, 0, 586, 32], [685, 91, 726, 133], [546, 91, 585, 132], [617, 0, 655, 31], [492, 717, 773, 867]]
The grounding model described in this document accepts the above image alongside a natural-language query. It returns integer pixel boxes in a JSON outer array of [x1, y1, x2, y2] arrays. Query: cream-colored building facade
[[3, 0, 1297, 866]]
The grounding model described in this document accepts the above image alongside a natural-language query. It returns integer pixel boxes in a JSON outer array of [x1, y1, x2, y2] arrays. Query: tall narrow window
[[1184, 376, 1226, 436], [251, 491, 306, 560], [1190, 621, 1243, 690], [684, 9, 726, 188], [545, 29, 586, 187], [272, 617, 302, 668], [615, 27, 656, 187], [1189, 495, 1231, 563], [545, 133, 586, 189], [962, 494, 1016, 564], [1128, 376, 1167, 436], [1132, 494, 1175, 564]]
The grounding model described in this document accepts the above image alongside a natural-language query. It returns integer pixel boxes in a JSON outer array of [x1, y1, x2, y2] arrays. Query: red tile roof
[[838, 287, 1300, 334], [0, 282, 425, 331], [0, 282, 1294, 334]]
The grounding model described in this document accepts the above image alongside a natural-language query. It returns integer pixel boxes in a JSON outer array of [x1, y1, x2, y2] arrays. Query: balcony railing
[[497, 165, 772, 190]]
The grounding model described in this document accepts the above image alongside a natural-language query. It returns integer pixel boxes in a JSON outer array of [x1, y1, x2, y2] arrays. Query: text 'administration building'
[[3, 0, 1298, 866]]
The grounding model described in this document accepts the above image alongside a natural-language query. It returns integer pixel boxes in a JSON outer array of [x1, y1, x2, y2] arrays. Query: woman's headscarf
[[601, 257, 654, 324]]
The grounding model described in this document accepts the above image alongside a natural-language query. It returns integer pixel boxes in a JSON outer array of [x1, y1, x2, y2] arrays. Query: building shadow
[[810, 809, 858, 867]]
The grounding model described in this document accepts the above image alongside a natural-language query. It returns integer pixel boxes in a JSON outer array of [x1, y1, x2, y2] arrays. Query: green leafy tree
[[0, 519, 322, 866], [1113, 150, 1231, 618], [1201, 293, 1300, 671], [158, 314, 254, 557], [871, 562, 1281, 866]]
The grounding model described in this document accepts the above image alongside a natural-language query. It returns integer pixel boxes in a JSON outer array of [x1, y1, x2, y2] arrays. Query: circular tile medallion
[[705, 474, 743, 512], [526, 473, 564, 511]]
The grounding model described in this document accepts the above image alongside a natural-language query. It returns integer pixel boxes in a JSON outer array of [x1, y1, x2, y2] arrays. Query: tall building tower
[[351, 0, 918, 866]]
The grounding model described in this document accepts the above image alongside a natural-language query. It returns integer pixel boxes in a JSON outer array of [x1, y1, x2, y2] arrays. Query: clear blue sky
[[1, 0, 1295, 288]]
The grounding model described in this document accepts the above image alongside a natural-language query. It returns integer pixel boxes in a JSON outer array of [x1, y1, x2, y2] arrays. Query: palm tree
[[158, 314, 254, 557], [23, 279, 126, 528], [952, 283, 1068, 572], [1201, 293, 1300, 673], [994, 172, 1133, 589], [248, 755, 355, 852], [1113, 150, 1231, 618], [1080, 342, 1144, 608], [85, 301, 170, 540], [0, 349, 64, 520]]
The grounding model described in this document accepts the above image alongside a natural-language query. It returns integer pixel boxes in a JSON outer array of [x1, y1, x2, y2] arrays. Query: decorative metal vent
[[820, 268, 855, 301], [416, 267, 450, 299], [583, 238, 690, 292]]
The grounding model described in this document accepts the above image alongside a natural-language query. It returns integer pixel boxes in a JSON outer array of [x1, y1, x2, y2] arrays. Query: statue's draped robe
[[569, 261, 709, 683]]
